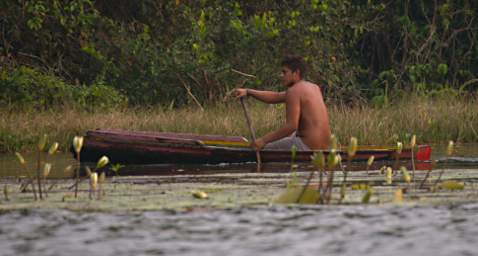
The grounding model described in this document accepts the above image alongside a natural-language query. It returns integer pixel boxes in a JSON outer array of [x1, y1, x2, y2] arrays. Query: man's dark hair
[[281, 55, 306, 78]]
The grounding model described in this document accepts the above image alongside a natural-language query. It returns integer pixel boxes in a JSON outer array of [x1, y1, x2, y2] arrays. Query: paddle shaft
[[240, 97, 262, 171]]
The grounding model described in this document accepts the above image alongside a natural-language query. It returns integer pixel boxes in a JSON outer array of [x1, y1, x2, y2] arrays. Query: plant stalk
[[36, 150, 43, 199]]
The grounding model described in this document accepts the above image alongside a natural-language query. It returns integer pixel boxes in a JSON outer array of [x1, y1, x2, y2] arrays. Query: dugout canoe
[[75, 129, 432, 167]]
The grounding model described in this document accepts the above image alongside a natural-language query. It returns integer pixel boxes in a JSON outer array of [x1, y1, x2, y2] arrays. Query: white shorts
[[264, 133, 310, 151]]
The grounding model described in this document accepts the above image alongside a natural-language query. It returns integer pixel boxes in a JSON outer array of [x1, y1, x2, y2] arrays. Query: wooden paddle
[[240, 97, 262, 172]]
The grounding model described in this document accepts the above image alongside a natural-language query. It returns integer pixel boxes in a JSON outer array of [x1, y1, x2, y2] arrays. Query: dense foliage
[[0, 67, 127, 110], [1, 0, 477, 107]]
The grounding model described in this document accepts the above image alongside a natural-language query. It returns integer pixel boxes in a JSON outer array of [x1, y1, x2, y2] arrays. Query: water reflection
[[1, 204, 477, 256], [0, 152, 76, 178], [1, 143, 478, 177]]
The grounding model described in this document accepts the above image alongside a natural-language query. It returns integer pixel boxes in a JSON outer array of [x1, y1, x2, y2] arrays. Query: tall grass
[[1, 95, 477, 152], [331, 95, 478, 144]]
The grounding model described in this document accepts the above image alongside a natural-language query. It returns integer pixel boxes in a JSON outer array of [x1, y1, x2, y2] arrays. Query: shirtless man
[[234, 55, 331, 150]]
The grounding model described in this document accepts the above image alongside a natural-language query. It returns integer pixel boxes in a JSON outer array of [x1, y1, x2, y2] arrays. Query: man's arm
[[252, 89, 301, 149], [234, 88, 286, 104]]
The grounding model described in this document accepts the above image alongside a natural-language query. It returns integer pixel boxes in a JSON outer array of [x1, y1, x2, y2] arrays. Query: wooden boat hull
[[76, 130, 432, 168]]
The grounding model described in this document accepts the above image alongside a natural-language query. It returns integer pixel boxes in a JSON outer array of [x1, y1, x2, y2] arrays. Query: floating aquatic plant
[[347, 137, 358, 158], [310, 151, 325, 201], [274, 179, 320, 204], [340, 137, 358, 203], [324, 135, 340, 204], [42, 163, 52, 197], [13, 134, 59, 201], [393, 188, 403, 203], [386, 167, 393, 185], [392, 141, 403, 178], [419, 159, 436, 189], [396, 142, 403, 154], [361, 187, 373, 204], [72, 136, 84, 198], [73, 136, 84, 154], [14, 152, 37, 200], [366, 155, 375, 174], [400, 166, 411, 184], [96, 156, 109, 169], [110, 163, 125, 176], [15, 152, 25, 165], [89, 172, 98, 199], [48, 142, 59, 155], [437, 180, 464, 191], [36, 134, 48, 199], [351, 184, 370, 190], [192, 191, 208, 199], [98, 172, 106, 199], [290, 144, 298, 171], [410, 135, 416, 148], [434, 140, 455, 187]]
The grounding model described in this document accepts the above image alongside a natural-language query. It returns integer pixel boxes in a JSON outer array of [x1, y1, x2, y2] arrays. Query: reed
[[434, 140, 455, 187], [3, 184, 9, 201], [13, 134, 59, 200], [15, 152, 37, 200], [1, 95, 476, 153]]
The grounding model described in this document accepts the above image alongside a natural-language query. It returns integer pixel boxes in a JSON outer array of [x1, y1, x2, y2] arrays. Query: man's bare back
[[289, 81, 331, 149]]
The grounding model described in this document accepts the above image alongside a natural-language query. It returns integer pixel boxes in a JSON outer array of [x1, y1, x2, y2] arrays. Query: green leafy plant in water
[[361, 187, 373, 204], [81, 155, 109, 200], [110, 163, 125, 176]]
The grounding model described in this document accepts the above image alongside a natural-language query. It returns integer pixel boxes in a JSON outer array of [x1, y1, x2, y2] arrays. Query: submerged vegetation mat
[[1, 168, 478, 212]]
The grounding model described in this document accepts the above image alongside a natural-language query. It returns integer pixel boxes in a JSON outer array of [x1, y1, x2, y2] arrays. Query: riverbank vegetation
[[1, 1, 477, 152], [1, 95, 476, 153], [2, 1, 477, 106]]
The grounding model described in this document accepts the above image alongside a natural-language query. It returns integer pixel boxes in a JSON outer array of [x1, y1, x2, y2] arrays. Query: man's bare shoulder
[[288, 81, 319, 93]]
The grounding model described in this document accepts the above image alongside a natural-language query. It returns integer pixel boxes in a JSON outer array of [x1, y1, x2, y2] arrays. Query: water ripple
[[1, 204, 478, 256]]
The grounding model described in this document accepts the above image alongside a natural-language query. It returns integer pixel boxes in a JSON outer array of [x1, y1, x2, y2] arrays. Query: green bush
[[72, 80, 127, 111], [0, 67, 73, 109], [0, 67, 126, 110]]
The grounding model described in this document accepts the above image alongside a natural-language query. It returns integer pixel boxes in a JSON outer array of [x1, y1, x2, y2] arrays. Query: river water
[[1, 144, 478, 256], [1, 204, 478, 256]]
